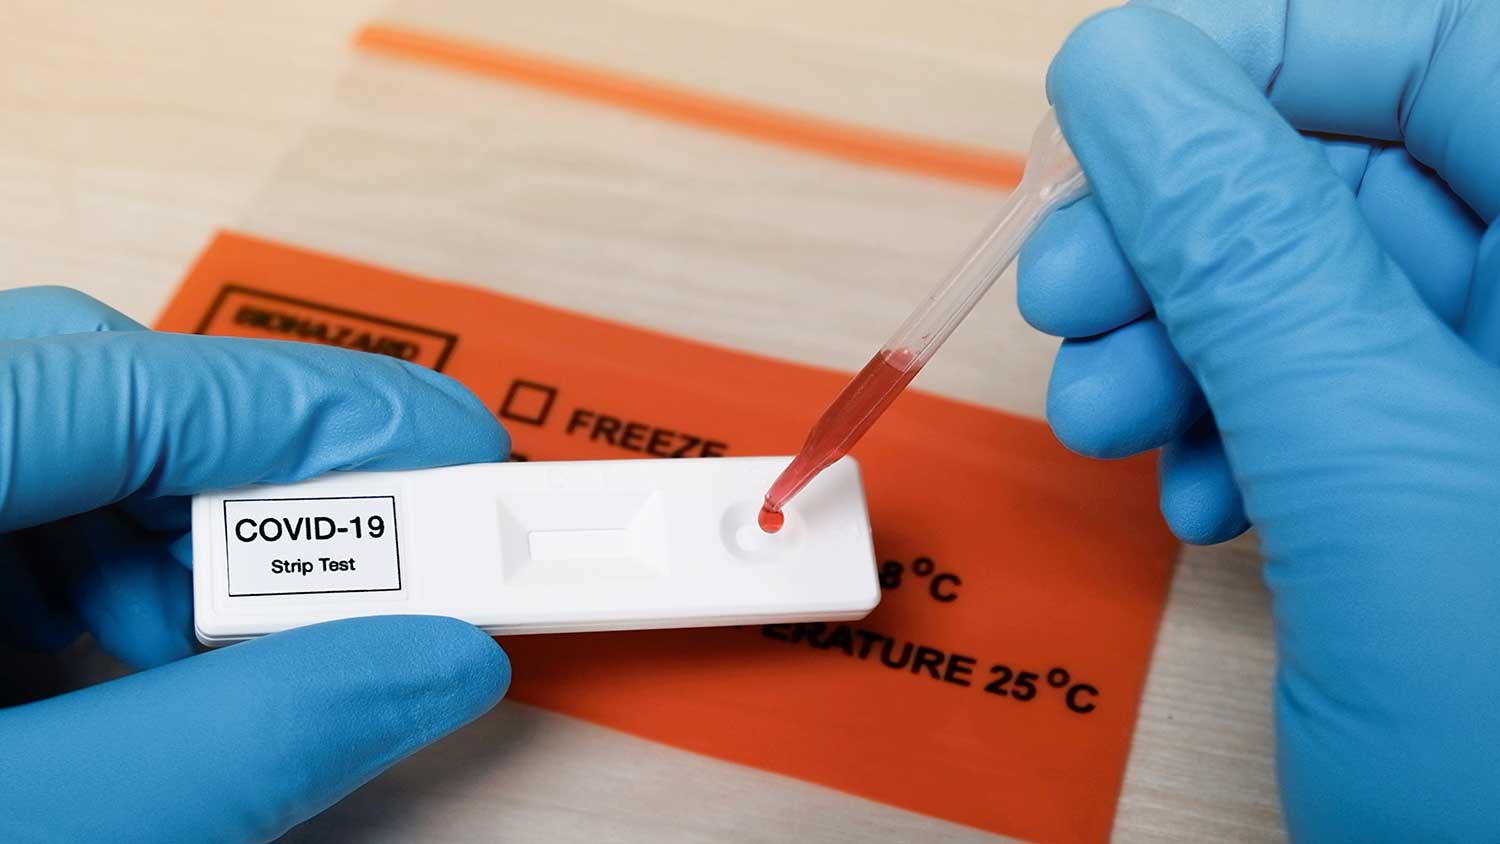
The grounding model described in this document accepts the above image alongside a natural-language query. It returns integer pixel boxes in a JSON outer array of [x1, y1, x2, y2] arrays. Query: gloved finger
[[1460, 223, 1500, 363], [0, 289, 192, 535], [35, 510, 197, 669], [1316, 136, 1486, 327], [1139, 0, 1500, 221], [1316, 135, 1374, 189], [1018, 136, 1482, 340], [1357, 144, 1487, 326], [1158, 416, 1248, 545], [0, 286, 144, 338], [0, 534, 81, 652], [70, 537, 194, 667], [0, 332, 509, 533], [1046, 317, 1204, 459], [0, 615, 509, 844], [1047, 7, 1446, 426], [166, 532, 192, 568], [1018, 196, 1150, 337]]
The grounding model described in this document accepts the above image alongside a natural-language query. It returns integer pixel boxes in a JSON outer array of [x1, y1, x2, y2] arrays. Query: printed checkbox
[[499, 379, 558, 427]]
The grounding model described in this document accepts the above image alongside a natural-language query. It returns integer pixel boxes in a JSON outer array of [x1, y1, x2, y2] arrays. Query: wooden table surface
[[1, 1, 1284, 841]]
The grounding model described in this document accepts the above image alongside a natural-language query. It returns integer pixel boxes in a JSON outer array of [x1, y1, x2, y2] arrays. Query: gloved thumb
[[0, 616, 508, 844]]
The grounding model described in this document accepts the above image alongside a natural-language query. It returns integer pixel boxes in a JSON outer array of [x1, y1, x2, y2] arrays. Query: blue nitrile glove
[[1018, 2, 1500, 840], [0, 286, 512, 843]]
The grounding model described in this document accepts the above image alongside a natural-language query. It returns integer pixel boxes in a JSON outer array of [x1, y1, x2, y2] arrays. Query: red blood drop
[[757, 506, 785, 534]]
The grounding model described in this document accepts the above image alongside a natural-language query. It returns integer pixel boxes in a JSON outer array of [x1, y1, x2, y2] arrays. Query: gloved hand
[[1018, 1, 1500, 840], [0, 286, 512, 843]]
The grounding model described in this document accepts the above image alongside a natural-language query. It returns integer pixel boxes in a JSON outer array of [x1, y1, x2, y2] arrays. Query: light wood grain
[[0, 1, 1284, 841]]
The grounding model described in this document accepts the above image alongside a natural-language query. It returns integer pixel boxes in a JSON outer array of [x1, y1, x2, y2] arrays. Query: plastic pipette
[[758, 110, 1088, 533]]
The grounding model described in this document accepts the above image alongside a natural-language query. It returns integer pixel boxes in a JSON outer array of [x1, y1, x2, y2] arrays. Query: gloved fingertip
[[0, 285, 144, 336], [271, 615, 511, 756], [1047, 369, 1132, 460], [0, 615, 510, 842], [1159, 425, 1249, 545], [301, 615, 511, 746], [1046, 321, 1203, 459], [1047, 5, 1173, 114], [1017, 197, 1150, 338], [378, 361, 512, 468], [387, 615, 512, 723], [1129, 0, 1286, 90], [167, 532, 193, 568], [1162, 487, 1250, 546], [61, 511, 196, 669], [73, 550, 197, 669]]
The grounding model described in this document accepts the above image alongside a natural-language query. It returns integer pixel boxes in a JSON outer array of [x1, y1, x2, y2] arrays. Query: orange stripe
[[354, 24, 1025, 190]]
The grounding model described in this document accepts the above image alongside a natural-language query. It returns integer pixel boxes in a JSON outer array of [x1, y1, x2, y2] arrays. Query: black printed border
[[196, 284, 460, 372], [223, 495, 403, 597]]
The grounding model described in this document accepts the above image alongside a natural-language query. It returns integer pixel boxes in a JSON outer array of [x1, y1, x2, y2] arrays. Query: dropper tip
[[757, 504, 785, 534]]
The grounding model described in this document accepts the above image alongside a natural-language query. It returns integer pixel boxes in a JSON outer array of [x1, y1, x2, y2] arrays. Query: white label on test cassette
[[191, 456, 880, 644], [222, 496, 401, 596]]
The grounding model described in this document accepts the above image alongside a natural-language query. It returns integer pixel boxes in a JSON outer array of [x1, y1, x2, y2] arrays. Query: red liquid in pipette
[[759, 347, 922, 532]]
